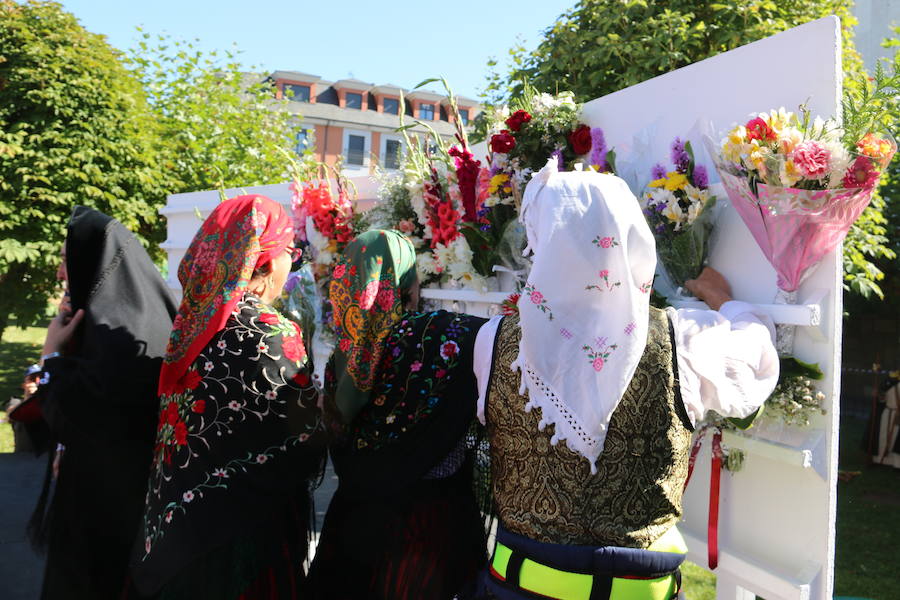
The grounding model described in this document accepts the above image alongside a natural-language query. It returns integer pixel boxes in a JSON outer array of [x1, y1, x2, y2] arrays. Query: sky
[[59, 0, 576, 100]]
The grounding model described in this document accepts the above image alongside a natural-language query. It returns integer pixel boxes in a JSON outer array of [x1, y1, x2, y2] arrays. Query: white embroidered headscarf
[[513, 159, 657, 473]]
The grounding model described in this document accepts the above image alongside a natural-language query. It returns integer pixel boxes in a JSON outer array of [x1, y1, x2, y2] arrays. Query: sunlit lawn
[[0, 324, 45, 453]]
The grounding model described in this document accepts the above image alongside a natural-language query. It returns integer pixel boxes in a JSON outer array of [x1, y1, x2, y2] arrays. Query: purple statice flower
[[590, 127, 607, 171], [655, 223, 667, 234], [477, 206, 490, 218], [671, 138, 690, 173], [651, 163, 667, 180], [692, 164, 709, 189], [551, 148, 564, 170], [480, 224, 491, 232], [654, 202, 667, 213]]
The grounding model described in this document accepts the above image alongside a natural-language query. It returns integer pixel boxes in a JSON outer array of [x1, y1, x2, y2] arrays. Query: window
[[384, 139, 402, 170], [346, 134, 365, 166], [295, 129, 310, 154], [418, 103, 435, 120], [459, 109, 469, 125], [383, 97, 400, 115], [284, 84, 310, 102], [345, 92, 363, 109]]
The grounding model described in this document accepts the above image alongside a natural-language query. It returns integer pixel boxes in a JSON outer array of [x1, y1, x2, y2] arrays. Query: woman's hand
[[41, 309, 85, 358], [685, 267, 733, 312]]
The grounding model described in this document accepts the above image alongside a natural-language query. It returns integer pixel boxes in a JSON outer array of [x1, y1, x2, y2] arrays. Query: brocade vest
[[485, 307, 693, 549]]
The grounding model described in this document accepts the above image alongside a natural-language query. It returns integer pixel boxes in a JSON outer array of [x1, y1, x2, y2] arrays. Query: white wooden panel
[[580, 17, 842, 600]]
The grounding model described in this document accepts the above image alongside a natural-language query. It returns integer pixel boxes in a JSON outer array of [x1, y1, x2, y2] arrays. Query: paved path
[[0, 451, 339, 599]]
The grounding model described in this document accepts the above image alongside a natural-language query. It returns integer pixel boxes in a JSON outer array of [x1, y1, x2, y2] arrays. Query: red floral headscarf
[[159, 195, 293, 395]]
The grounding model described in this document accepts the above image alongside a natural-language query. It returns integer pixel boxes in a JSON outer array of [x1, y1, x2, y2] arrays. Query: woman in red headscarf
[[129, 195, 326, 600]]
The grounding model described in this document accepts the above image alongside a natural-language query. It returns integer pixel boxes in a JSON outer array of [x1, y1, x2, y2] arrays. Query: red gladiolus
[[490, 130, 516, 154]]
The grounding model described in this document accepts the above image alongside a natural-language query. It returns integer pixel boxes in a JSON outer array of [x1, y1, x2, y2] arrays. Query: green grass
[[0, 324, 46, 453], [682, 560, 716, 599], [834, 414, 900, 598]]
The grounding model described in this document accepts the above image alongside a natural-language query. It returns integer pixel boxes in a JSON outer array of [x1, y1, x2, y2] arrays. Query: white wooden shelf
[[670, 289, 827, 329], [722, 428, 828, 480]]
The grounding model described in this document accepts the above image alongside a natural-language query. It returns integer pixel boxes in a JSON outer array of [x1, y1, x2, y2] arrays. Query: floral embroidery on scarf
[[581, 336, 619, 372], [624, 322, 637, 336], [585, 269, 621, 292], [640, 280, 653, 294], [330, 265, 403, 392], [523, 283, 554, 320], [349, 311, 478, 451], [559, 327, 574, 340], [142, 296, 319, 558], [591, 235, 619, 249]]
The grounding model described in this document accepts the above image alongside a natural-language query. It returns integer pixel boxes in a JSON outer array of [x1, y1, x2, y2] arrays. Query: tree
[[0, 0, 171, 339], [483, 0, 895, 299], [129, 33, 302, 193]]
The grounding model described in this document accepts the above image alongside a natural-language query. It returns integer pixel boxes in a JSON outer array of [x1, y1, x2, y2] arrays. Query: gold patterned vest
[[485, 307, 693, 549]]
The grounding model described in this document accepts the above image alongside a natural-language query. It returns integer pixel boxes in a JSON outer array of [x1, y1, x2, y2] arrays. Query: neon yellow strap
[[490, 527, 686, 600]]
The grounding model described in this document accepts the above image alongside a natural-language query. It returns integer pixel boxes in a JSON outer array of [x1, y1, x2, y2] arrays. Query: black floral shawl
[[131, 295, 326, 596], [327, 309, 487, 495]]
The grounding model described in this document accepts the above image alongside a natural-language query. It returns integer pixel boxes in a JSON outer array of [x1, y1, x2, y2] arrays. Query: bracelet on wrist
[[41, 351, 61, 365]]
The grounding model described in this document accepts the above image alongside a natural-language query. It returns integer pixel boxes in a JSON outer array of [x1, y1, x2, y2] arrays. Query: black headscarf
[[29, 206, 176, 599], [41, 206, 177, 442]]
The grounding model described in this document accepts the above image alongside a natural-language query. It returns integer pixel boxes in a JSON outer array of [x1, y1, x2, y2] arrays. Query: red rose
[[182, 369, 202, 391], [490, 130, 516, 154], [174, 421, 188, 446], [292, 371, 311, 387], [568, 124, 592, 155], [505, 110, 532, 132], [282, 334, 307, 363], [259, 312, 279, 325], [165, 402, 179, 426], [191, 399, 206, 414]]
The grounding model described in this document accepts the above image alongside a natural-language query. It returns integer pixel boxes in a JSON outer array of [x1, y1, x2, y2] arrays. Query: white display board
[[161, 17, 844, 600], [580, 17, 842, 600]]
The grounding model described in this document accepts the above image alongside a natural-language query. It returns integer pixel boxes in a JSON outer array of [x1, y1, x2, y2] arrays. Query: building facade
[[269, 70, 481, 177]]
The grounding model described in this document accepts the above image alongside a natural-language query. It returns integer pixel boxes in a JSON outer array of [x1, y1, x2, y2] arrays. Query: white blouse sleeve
[[666, 301, 779, 427], [474, 315, 504, 425]]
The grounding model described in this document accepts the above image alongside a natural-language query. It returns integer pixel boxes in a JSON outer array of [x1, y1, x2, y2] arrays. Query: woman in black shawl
[[130, 195, 326, 600], [309, 230, 490, 600], [27, 206, 177, 599]]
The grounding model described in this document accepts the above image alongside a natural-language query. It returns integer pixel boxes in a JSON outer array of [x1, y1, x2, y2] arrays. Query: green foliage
[[486, 0, 897, 302], [129, 32, 302, 193], [0, 0, 170, 338]]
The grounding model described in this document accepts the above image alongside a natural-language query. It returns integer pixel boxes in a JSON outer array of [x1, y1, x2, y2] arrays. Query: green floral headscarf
[[328, 230, 417, 423]]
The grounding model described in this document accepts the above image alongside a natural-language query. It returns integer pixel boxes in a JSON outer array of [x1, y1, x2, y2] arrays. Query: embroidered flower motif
[[586, 269, 621, 292], [298, 433, 310, 442], [227, 400, 242, 411], [183, 490, 195, 503], [522, 283, 554, 320], [255, 454, 268, 464], [410, 361, 423, 372], [358, 280, 380, 310], [182, 369, 202, 391], [145, 537, 151, 553], [640, 280, 653, 294], [212, 468, 229, 478], [559, 328, 573, 339], [592, 235, 619, 249], [174, 421, 188, 446], [435, 368, 447, 379], [439, 341, 459, 361], [333, 263, 347, 279], [165, 511, 173, 523], [581, 337, 618, 373], [204, 361, 214, 371], [375, 287, 395, 311], [339, 338, 351, 352], [624, 322, 637, 336], [258, 312, 279, 325], [256, 342, 269, 354], [264, 390, 278, 401], [192, 399, 206, 414], [217, 339, 228, 350], [385, 414, 396, 424], [292, 371, 311, 386]]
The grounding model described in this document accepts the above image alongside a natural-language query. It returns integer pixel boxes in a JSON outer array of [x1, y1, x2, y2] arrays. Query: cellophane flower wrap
[[641, 138, 717, 292], [713, 107, 896, 292]]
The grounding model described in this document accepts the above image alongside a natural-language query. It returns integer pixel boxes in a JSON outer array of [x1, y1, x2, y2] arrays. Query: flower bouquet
[[641, 138, 716, 297]]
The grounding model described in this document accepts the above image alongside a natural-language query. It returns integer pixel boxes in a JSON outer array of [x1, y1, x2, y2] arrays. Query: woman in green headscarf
[[310, 230, 490, 600]]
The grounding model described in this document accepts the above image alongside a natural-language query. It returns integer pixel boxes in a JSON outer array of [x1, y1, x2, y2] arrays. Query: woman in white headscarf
[[474, 161, 778, 600]]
